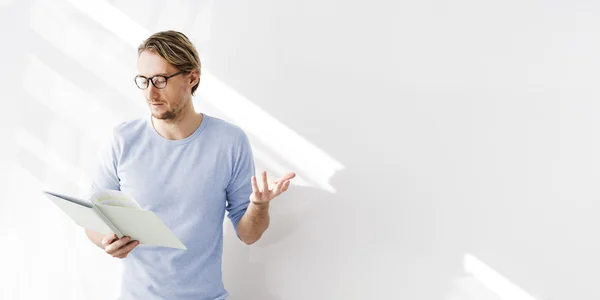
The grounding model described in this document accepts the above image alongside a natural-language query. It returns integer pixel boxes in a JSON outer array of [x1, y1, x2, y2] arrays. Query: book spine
[[92, 205, 124, 238]]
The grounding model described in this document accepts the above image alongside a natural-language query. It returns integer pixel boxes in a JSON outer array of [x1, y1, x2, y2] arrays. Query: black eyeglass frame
[[134, 70, 186, 90]]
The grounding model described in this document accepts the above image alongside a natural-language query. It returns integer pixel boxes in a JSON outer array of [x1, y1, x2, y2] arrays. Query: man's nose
[[145, 83, 160, 100]]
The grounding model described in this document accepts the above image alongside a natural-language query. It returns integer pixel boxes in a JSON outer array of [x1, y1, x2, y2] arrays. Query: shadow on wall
[[222, 161, 470, 300]]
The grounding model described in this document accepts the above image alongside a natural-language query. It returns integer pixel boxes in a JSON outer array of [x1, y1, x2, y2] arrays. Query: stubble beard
[[152, 97, 189, 124]]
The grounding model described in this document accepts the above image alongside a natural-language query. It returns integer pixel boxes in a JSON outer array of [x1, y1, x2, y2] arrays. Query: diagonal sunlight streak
[[23, 54, 118, 145], [251, 146, 311, 187], [15, 127, 91, 191], [29, 0, 146, 114], [65, 0, 148, 49], [65, 0, 345, 193], [198, 74, 345, 193], [464, 253, 539, 300]]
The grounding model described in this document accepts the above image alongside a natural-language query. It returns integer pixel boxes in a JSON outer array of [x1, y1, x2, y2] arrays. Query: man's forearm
[[236, 202, 270, 245]]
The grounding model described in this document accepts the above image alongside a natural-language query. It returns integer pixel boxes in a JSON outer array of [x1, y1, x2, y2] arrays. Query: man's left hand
[[250, 171, 296, 206]]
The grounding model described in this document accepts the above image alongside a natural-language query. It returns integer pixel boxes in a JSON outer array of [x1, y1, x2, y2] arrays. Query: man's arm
[[236, 202, 270, 245], [235, 171, 294, 245], [224, 129, 294, 245]]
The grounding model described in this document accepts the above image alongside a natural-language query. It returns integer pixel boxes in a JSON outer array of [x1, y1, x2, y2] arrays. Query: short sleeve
[[88, 129, 121, 197], [225, 131, 255, 237]]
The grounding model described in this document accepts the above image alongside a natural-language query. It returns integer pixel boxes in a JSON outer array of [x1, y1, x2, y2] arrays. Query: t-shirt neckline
[[146, 113, 210, 146]]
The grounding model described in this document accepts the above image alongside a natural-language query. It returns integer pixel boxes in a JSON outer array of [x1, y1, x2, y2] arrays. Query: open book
[[43, 189, 187, 250]]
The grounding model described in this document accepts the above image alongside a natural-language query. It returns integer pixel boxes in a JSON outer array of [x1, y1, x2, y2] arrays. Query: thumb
[[102, 233, 117, 246]]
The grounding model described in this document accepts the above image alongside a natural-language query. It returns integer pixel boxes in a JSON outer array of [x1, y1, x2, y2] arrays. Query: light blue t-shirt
[[90, 113, 254, 300]]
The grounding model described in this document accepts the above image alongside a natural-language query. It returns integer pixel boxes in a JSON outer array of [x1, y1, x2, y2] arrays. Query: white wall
[[2, 0, 600, 299]]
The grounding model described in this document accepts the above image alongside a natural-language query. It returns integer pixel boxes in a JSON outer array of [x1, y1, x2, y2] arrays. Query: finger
[[273, 172, 296, 185], [262, 171, 268, 194], [112, 240, 140, 258], [281, 172, 296, 181], [103, 233, 117, 245], [278, 180, 285, 193], [113, 241, 138, 258], [105, 236, 131, 254], [273, 180, 284, 195], [102, 233, 118, 247], [251, 176, 260, 193], [282, 180, 291, 192]]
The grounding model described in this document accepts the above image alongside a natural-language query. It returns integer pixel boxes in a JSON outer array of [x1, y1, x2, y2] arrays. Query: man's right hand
[[102, 234, 139, 259]]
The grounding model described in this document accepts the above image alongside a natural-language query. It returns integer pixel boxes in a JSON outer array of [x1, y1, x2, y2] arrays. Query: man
[[84, 30, 295, 300]]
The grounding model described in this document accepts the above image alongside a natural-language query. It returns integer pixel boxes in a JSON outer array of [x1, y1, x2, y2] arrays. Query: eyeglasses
[[134, 70, 185, 90]]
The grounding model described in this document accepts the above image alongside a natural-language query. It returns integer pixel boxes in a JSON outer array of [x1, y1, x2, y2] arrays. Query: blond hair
[[138, 30, 201, 95]]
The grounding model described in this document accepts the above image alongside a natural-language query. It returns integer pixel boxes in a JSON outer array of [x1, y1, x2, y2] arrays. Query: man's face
[[137, 50, 191, 121]]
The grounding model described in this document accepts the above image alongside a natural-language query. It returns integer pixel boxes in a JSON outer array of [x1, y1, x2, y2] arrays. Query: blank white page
[[97, 205, 187, 250], [44, 192, 113, 235]]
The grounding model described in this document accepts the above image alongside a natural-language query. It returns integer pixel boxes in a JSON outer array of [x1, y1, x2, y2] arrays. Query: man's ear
[[190, 70, 200, 86]]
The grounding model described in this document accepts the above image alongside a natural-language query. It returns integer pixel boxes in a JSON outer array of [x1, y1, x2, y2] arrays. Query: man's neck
[[152, 105, 204, 140]]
